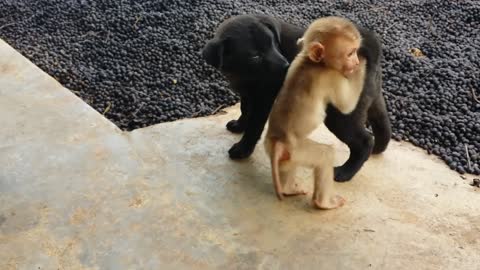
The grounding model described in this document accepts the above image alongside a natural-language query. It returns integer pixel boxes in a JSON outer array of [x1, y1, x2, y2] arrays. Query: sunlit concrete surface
[[1, 38, 479, 270]]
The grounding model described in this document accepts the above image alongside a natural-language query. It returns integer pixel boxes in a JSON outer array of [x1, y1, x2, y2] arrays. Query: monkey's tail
[[271, 140, 285, 200], [368, 95, 392, 154]]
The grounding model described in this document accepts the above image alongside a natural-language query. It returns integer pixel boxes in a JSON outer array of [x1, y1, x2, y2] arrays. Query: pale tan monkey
[[264, 16, 366, 209]]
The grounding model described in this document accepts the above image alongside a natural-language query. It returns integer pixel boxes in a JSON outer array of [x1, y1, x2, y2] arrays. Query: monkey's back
[[267, 58, 332, 146]]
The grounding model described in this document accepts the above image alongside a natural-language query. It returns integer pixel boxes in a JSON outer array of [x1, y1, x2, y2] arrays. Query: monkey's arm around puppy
[[327, 59, 367, 115]]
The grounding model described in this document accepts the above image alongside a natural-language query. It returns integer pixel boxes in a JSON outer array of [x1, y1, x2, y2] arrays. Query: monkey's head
[[201, 15, 290, 78], [299, 17, 362, 76]]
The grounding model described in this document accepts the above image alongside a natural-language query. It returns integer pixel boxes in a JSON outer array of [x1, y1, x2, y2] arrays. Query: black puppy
[[202, 14, 391, 182], [202, 15, 299, 159]]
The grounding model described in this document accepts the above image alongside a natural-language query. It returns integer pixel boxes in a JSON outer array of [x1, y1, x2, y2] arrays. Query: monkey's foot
[[226, 120, 245, 134], [313, 195, 346, 210], [282, 183, 308, 197]]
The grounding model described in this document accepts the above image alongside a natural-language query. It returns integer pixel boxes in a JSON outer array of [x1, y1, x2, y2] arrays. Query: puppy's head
[[201, 38, 224, 69], [202, 15, 290, 77]]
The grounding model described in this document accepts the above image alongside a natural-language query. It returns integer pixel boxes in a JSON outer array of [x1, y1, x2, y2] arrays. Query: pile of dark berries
[[0, 0, 479, 175]]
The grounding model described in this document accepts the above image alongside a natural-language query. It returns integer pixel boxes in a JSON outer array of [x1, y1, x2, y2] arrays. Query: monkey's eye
[[347, 49, 357, 57]]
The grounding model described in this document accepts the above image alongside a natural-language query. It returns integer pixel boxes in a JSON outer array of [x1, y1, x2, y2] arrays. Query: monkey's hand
[[226, 119, 246, 133], [228, 141, 255, 159]]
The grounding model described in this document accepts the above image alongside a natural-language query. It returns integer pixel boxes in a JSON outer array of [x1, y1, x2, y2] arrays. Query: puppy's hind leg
[[326, 110, 373, 182], [368, 94, 392, 154]]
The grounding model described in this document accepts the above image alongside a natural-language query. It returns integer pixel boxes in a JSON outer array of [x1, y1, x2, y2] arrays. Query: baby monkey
[[264, 16, 366, 209]]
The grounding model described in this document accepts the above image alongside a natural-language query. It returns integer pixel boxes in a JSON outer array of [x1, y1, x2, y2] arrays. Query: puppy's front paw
[[228, 142, 254, 159], [334, 166, 354, 182], [226, 120, 245, 133]]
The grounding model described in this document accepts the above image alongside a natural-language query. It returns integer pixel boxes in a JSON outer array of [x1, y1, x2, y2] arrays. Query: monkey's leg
[[312, 165, 345, 210], [227, 95, 251, 134], [229, 94, 275, 159], [279, 164, 308, 196], [293, 139, 345, 209], [367, 93, 392, 154]]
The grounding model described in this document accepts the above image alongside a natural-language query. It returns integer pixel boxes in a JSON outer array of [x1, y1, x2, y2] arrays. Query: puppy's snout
[[269, 47, 289, 70], [274, 55, 289, 71]]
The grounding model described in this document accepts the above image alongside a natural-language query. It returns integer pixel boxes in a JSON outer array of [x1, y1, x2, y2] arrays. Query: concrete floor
[[0, 38, 479, 270]]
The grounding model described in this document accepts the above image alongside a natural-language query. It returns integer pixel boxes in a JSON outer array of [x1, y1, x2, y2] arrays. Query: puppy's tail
[[271, 140, 288, 200]]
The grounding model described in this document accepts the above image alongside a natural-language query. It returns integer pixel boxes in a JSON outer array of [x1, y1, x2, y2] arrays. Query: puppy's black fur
[[202, 14, 391, 182]]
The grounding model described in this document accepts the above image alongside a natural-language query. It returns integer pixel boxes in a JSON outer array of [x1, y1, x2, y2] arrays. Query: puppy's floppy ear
[[261, 19, 281, 44], [201, 38, 224, 69]]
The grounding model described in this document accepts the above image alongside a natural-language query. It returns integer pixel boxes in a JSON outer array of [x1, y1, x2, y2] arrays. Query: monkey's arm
[[328, 76, 363, 115]]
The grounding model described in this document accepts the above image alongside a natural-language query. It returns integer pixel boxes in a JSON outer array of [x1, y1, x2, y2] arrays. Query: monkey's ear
[[201, 38, 224, 69], [308, 42, 325, 63]]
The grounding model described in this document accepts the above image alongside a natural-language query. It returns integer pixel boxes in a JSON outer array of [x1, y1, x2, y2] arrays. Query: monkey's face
[[339, 46, 360, 75], [202, 15, 290, 79], [307, 37, 360, 76], [328, 38, 361, 76]]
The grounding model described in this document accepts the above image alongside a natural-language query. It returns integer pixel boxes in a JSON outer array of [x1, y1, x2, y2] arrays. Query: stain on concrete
[[129, 197, 145, 208], [0, 204, 40, 235], [0, 215, 6, 226], [70, 207, 95, 225]]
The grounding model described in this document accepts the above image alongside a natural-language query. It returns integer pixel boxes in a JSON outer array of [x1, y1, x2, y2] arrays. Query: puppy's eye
[[251, 55, 261, 61]]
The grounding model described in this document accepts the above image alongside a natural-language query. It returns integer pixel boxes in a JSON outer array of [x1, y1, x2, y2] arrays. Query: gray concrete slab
[[1, 38, 479, 270]]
